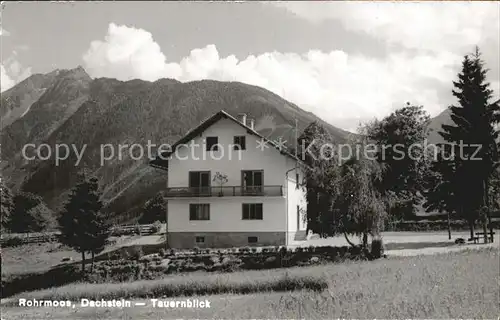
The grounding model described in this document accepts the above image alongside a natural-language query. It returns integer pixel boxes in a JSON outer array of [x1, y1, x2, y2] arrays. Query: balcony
[[165, 185, 283, 197]]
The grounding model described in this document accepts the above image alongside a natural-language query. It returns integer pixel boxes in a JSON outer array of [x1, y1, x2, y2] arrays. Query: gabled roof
[[149, 110, 304, 170]]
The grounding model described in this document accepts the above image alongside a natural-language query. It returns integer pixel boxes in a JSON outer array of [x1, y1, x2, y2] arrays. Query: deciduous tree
[[367, 104, 432, 218], [139, 193, 167, 224], [333, 133, 386, 248]]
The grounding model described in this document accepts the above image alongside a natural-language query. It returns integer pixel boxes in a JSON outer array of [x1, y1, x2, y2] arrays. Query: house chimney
[[248, 118, 255, 130], [238, 113, 247, 126]]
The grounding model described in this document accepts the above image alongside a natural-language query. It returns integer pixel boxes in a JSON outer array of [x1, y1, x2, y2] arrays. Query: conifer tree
[[58, 175, 110, 273], [432, 47, 500, 241]]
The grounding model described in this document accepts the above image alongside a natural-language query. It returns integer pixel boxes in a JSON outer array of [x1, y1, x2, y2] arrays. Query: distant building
[[150, 110, 307, 248]]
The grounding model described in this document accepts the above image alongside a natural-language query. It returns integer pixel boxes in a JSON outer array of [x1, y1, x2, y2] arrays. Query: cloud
[[1, 52, 32, 93], [1, 64, 16, 92], [82, 23, 181, 81], [82, 22, 497, 131], [274, 2, 500, 54], [0, 27, 10, 37]]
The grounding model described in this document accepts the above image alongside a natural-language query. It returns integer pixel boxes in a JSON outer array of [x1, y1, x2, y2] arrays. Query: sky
[[1, 1, 499, 131]]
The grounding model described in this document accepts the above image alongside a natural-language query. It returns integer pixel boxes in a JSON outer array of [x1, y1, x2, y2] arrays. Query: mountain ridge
[[2, 67, 478, 222], [1, 67, 350, 221]]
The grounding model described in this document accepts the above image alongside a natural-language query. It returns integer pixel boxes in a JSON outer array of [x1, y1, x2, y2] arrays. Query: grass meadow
[[2, 247, 499, 319]]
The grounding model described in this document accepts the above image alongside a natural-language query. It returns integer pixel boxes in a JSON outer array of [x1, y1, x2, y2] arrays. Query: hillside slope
[[0, 70, 61, 128], [427, 108, 451, 144]]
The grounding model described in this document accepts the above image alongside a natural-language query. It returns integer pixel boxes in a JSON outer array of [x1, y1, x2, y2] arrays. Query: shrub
[[152, 221, 162, 233], [371, 238, 384, 259], [159, 248, 166, 257], [2, 237, 23, 247], [385, 219, 500, 232], [130, 246, 143, 261], [348, 245, 362, 256], [279, 246, 288, 255], [251, 248, 257, 253], [207, 262, 224, 272], [1, 264, 82, 298], [310, 256, 320, 264]]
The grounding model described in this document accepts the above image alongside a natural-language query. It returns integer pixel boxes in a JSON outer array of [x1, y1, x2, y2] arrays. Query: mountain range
[[2, 67, 465, 222], [1, 67, 358, 222]]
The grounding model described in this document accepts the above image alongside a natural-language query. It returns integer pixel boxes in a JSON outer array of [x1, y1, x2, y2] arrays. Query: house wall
[[284, 159, 308, 244], [167, 197, 286, 233], [167, 231, 286, 249], [165, 116, 307, 248], [167, 117, 290, 188]]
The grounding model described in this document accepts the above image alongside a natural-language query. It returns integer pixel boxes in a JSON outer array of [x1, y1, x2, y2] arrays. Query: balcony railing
[[165, 185, 283, 197]]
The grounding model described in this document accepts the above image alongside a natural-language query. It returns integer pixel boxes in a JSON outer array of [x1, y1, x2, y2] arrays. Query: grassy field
[[2, 247, 498, 319], [1, 235, 142, 276]]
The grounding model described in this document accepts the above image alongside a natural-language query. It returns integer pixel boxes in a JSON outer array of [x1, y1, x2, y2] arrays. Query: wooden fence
[[0, 224, 159, 247], [0, 232, 60, 246], [109, 224, 158, 236]]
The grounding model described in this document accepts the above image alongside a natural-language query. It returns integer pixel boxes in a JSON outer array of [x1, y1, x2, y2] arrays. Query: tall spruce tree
[[435, 47, 500, 241], [58, 175, 110, 273]]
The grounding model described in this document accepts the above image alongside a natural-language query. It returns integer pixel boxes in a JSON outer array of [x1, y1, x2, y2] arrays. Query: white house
[[150, 110, 307, 249]]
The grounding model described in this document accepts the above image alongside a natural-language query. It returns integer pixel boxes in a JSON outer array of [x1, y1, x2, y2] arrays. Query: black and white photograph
[[1, 1, 499, 319]]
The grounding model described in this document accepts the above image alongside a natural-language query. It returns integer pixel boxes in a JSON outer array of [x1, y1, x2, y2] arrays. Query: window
[[189, 171, 210, 195], [190, 204, 210, 220], [296, 172, 299, 189], [233, 136, 246, 150], [242, 170, 263, 194], [248, 236, 258, 244], [242, 203, 263, 220], [195, 236, 205, 244], [206, 136, 219, 151], [189, 171, 210, 187]]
